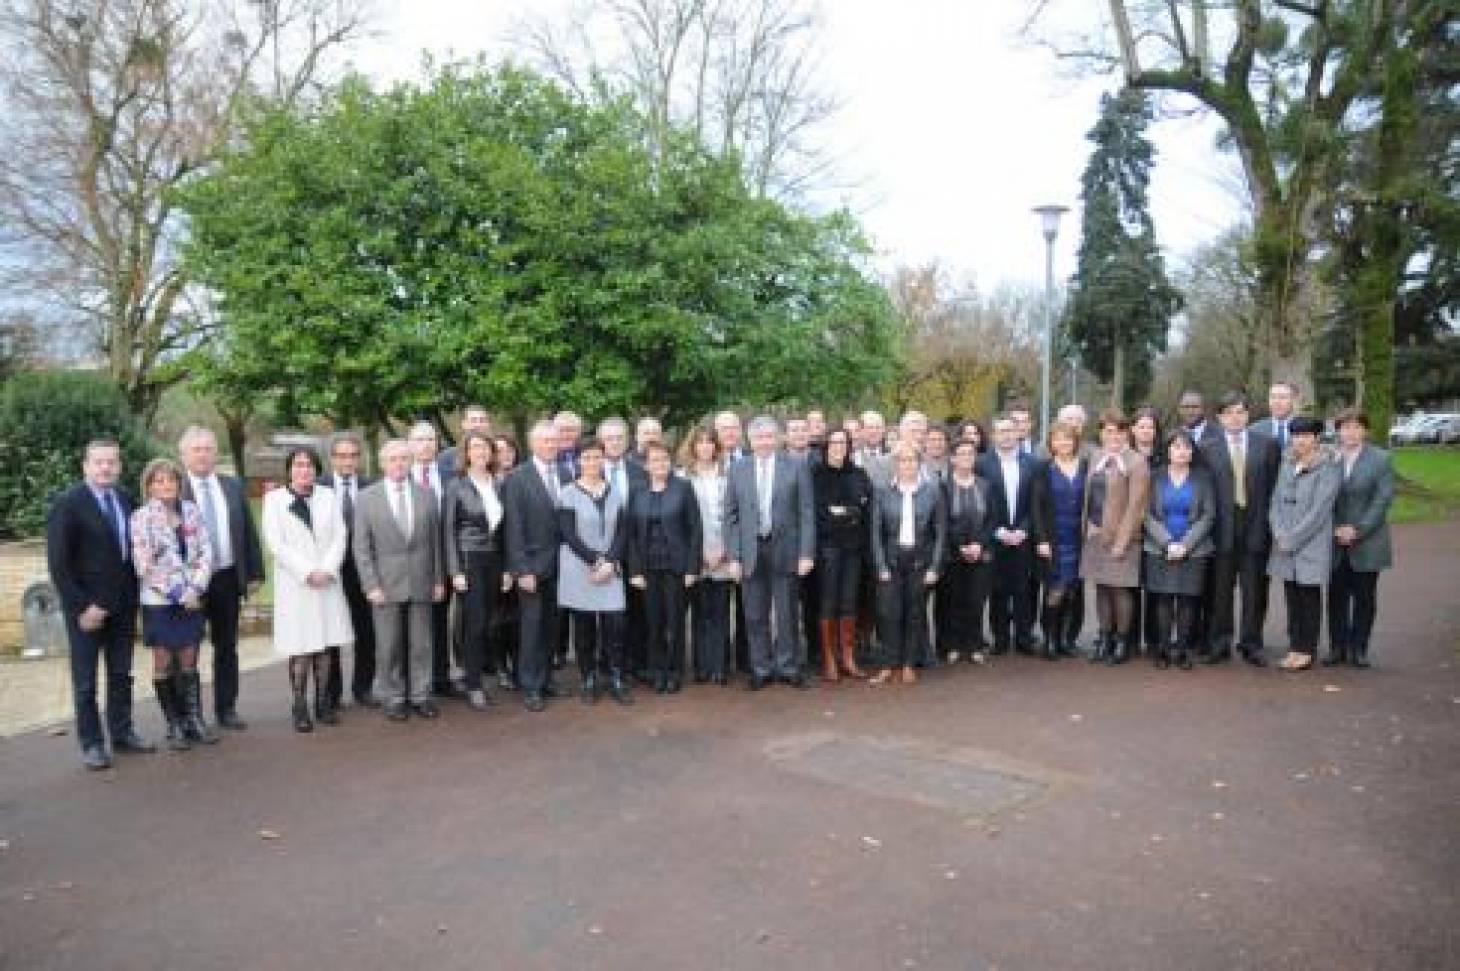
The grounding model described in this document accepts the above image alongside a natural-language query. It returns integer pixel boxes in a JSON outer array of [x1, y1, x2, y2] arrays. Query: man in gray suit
[[354, 439, 446, 720], [725, 416, 817, 689]]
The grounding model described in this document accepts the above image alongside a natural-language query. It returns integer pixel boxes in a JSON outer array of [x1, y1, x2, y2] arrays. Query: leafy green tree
[[1066, 90, 1181, 411], [179, 63, 897, 432]]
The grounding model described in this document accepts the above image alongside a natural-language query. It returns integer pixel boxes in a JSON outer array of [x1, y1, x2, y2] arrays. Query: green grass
[[249, 497, 274, 606], [1391, 446, 1460, 524]]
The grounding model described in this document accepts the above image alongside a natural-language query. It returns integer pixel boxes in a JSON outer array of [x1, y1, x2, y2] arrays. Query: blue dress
[[1048, 464, 1085, 589]]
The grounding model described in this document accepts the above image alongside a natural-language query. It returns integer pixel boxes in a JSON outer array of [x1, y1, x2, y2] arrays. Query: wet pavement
[[1, 522, 1457, 970]]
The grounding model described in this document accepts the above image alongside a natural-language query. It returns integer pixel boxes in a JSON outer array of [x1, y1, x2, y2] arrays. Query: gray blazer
[[1332, 445, 1395, 573], [1267, 451, 1342, 586], [724, 452, 816, 577], [1143, 468, 1217, 559], [352, 478, 444, 603]]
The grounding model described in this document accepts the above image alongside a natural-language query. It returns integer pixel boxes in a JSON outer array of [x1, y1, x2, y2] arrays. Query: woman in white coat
[[263, 446, 355, 732]]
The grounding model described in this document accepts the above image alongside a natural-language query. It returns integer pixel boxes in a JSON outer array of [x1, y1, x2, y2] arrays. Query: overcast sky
[[350, 0, 1248, 293]]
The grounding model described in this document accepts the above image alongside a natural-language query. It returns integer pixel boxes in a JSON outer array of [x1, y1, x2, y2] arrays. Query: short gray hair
[[747, 415, 780, 436], [177, 425, 216, 451], [529, 419, 557, 445], [408, 421, 437, 441], [378, 438, 410, 462], [598, 417, 629, 438]]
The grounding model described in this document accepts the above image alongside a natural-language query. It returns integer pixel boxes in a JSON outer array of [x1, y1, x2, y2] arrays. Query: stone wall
[[0, 541, 50, 654]]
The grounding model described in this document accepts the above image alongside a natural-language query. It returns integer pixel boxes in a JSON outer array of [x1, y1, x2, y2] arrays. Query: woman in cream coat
[[263, 446, 355, 732]]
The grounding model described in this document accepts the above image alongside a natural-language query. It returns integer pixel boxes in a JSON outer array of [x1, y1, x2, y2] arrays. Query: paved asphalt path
[[2, 522, 1457, 970]]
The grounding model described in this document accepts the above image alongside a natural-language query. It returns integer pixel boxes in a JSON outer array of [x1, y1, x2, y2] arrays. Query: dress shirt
[[755, 454, 775, 536], [188, 472, 234, 569], [997, 450, 1020, 524], [391, 478, 413, 538], [87, 483, 128, 556], [897, 482, 917, 548], [469, 473, 503, 531], [534, 459, 560, 503]]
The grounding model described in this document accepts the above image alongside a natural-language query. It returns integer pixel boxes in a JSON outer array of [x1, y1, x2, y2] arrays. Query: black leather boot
[[155, 678, 190, 751], [608, 671, 634, 705], [177, 671, 220, 744], [1322, 644, 1349, 667], [1351, 642, 1371, 669]]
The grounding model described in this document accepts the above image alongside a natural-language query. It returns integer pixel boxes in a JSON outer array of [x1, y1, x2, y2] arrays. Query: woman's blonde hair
[[140, 457, 184, 500]]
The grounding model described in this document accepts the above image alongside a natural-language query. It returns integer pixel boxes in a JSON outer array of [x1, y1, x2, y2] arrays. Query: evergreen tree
[[1066, 89, 1182, 411]]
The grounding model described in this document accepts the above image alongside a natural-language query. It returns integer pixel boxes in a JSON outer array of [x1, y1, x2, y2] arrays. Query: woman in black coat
[[624, 442, 703, 694], [442, 431, 509, 711], [811, 428, 873, 680], [870, 443, 947, 684], [938, 438, 995, 662]]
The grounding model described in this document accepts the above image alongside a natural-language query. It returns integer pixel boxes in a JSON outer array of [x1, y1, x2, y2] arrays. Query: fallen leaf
[[1210, 812, 1225, 821], [860, 836, 882, 849], [588, 925, 603, 936], [1211, 781, 1228, 789], [257, 829, 282, 841], [1323, 684, 1341, 693], [1149, 835, 1165, 843], [1068, 714, 1084, 723], [436, 925, 448, 935], [22, 891, 36, 902], [1350, 785, 1366, 793], [944, 870, 959, 880], [47, 726, 68, 737]]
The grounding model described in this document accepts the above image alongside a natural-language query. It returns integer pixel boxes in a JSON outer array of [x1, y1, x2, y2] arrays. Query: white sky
[[350, 0, 1247, 292]]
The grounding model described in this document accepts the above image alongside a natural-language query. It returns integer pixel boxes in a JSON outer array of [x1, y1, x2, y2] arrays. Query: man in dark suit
[[436, 405, 493, 478], [724, 416, 817, 689], [353, 439, 446, 720], [1251, 380, 1299, 453], [1200, 391, 1281, 665], [601, 418, 649, 678], [1178, 390, 1217, 449], [503, 420, 568, 711], [47, 439, 156, 770], [320, 432, 378, 707], [978, 415, 1039, 653], [178, 425, 264, 730], [713, 411, 752, 673]]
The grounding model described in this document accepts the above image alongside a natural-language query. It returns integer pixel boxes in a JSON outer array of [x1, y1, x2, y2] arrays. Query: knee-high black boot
[[313, 652, 338, 725], [177, 669, 220, 744], [289, 658, 313, 733], [1040, 601, 1064, 661], [155, 677, 190, 750]]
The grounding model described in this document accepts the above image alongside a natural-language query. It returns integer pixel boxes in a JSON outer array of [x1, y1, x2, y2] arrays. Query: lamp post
[[1032, 204, 1068, 442]]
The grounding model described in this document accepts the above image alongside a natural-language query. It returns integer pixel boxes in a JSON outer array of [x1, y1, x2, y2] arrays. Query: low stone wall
[[1, 541, 50, 654]]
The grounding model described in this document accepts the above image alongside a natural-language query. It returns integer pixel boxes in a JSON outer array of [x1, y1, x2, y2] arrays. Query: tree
[[1065, 89, 1182, 411], [510, 0, 840, 199], [178, 63, 897, 431], [0, 312, 40, 379], [0, 0, 371, 424], [1029, 0, 1442, 408]]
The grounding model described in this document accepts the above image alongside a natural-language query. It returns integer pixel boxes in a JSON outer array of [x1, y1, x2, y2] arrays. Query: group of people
[[47, 382, 1396, 772]]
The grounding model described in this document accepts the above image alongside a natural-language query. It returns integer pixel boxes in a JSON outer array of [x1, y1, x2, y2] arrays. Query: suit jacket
[[1200, 429, 1281, 555], [46, 482, 139, 617], [1251, 416, 1295, 453], [941, 473, 995, 566], [1143, 467, 1217, 559], [604, 456, 648, 505], [724, 452, 816, 576], [502, 461, 568, 580], [1029, 455, 1090, 547], [352, 478, 444, 603], [319, 472, 374, 584], [180, 472, 265, 586], [441, 475, 505, 578], [623, 476, 703, 577], [978, 450, 1038, 574], [870, 480, 947, 576], [1332, 445, 1394, 572], [1268, 450, 1342, 585]]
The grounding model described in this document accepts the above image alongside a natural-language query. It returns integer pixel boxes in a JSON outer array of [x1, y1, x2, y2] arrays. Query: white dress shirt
[[470, 474, 503, 531], [997, 451, 1020, 524], [188, 472, 234, 569], [755, 454, 776, 536], [897, 483, 917, 548]]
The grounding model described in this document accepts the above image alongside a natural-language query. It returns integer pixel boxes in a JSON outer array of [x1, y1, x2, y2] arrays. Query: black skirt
[[141, 604, 206, 650]]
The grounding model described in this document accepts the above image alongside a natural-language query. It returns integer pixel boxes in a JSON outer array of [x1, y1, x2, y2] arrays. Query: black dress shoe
[[523, 693, 546, 712], [1241, 649, 1267, 667], [217, 710, 249, 731], [989, 643, 1009, 656], [1176, 649, 1194, 670], [385, 702, 410, 721], [81, 745, 112, 771], [746, 674, 768, 691], [786, 673, 811, 690], [1321, 648, 1348, 667], [709, 673, 727, 686], [1202, 648, 1232, 665], [112, 731, 157, 754], [354, 693, 383, 709], [541, 682, 561, 699], [1153, 650, 1170, 669], [1351, 647, 1371, 669], [412, 701, 441, 719], [497, 672, 517, 691], [580, 676, 598, 705], [667, 675, 682, 694]]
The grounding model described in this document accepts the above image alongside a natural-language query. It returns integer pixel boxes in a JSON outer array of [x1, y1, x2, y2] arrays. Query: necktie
[[1278, 421, 1288, 451], [419, 465, 430, 492], [341, 477, 355, 526], [103, 490, 126, 557], [394, 483, 412, 536], [1230, 436, 1247, 508], [541, 463, 558, 502], [199, 477, 223, 560]]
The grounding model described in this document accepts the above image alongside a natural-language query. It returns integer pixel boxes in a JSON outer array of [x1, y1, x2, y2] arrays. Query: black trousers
[[458, 550, 503, 690], [878, 554, 931, 667], [515, 576, 559, 695], [937, 558, 989, 653], [732, 585, 750, 675], [332, 558, 376, 703], [65, 611, 137, 751], [989, 555, 1035, 649], [571, 610, 624, 677], [799, 562, 820, 670], [490, 586, 518, 679], [1284, 581, 1323, 655], [644, 571, 688, 677], [202, 565, 243, 716], [692, 579, 732, 676], [1209, 513, 1269, 652], [430, 592, 453, 692], [1153, 594, 1198, 651], [625, 586, 647, 676], [816, 547, 862, 619], [1328, 559, 1379, 654]]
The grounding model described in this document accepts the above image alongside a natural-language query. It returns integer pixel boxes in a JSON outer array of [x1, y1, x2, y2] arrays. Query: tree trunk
[[1111, 340, 1125, 413], [225, 417, 249, 480]]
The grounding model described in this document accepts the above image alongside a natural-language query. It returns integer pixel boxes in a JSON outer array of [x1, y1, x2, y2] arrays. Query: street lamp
[[1032, 204, 1068, 443]]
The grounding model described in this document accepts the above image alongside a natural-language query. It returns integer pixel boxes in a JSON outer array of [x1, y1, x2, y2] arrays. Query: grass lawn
[[1391, 446, 1460, 524], [249, 497, 274, 606]]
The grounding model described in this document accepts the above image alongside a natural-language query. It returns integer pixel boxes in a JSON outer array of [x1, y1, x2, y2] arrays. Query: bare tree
[[510, 0, 840, 199], [0, 0, 372, 423]]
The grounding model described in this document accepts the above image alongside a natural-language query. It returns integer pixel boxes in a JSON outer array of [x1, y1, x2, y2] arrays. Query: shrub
[[0, 371, 159, 538]]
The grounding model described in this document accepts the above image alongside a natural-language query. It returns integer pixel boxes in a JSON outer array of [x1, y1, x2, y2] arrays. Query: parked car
[[1418, 414, 1460, 445], [1391, 414, 1447, 446]]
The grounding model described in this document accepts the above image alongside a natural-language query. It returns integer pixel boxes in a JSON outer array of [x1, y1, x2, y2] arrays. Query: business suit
[[47, 482, 142, 756], [1327, 445, 1395, 665], [937, 473, 995, 656], [624, 476, 703, 688], [353, 477, 444, 708], [443, 474, 506, 692], [978, 450, 1038, 652], [870, 481, 947, 669], [1200, 428, 1281, 661], [1251, 416, 1295, 454], [604, 456, 648, 679], [320, 472, 377, 704], [181, 471, 264, 723], [724, 452, 816, 682], [502, 459, 567, 703]]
